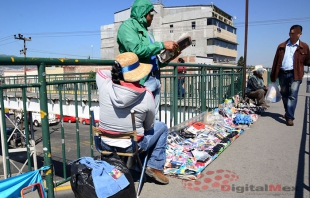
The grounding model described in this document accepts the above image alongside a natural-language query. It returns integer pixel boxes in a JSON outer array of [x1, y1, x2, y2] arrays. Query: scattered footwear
[[145, 167, 169, 184], [260, 104, 269, 110], [286, 119, 294, 126]]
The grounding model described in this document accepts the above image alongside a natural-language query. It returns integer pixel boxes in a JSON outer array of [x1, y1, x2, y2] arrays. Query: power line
[[0, 36, 13, 42], [0, 16, 309, 41], [27, 48, 91, 58], [0, 41, 17, 47]]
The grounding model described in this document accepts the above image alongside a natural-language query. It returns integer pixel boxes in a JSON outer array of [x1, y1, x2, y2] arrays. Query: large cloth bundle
[[69, 155, 136, 198]]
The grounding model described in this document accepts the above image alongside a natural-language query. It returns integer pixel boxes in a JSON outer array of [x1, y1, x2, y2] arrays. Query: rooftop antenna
[[151, 0, 162, 4]]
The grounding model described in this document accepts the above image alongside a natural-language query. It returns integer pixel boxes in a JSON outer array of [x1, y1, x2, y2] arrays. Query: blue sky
[[0, 0, 309, 67]]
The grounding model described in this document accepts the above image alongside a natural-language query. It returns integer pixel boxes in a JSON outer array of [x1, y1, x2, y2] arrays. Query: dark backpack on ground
[[70, 153, 136, 198]]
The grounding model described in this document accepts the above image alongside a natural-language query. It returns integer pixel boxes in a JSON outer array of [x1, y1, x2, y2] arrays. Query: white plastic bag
[[265, 83, 281, 103]]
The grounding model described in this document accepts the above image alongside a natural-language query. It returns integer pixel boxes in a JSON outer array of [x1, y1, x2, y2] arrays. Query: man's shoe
[[286, 119, 294, 126], [282, 113, 286, 118], [145, 167, 169, 184], [260, 104, 269, 110]]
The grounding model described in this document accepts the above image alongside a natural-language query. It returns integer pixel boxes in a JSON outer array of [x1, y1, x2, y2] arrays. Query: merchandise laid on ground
[[164, 97, 264, 180]]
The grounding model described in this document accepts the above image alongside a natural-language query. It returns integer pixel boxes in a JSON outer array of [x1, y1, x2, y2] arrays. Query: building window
[[207, 18, 236, 34], [207, 38, 237, 50], [192, 40, 196, 47], [192, 21, 196, 29], [170, 24, 173, 33]]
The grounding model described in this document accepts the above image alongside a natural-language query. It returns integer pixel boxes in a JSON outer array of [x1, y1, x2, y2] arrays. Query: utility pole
[[242, 0, 249, 98], [14, 34, 31, 83]]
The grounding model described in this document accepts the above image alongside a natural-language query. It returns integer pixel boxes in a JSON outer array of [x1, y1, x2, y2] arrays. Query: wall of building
[[100, 3, 237, 65], [46, 66, 63, 75]]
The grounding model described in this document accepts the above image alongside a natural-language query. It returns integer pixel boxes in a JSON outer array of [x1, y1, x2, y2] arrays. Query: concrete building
[[100, 3, 237, 65]]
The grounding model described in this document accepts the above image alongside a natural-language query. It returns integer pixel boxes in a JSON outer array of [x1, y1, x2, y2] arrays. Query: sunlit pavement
[[2, 77, 309, 198]]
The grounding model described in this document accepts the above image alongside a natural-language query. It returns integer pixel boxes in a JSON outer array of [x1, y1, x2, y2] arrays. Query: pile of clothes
[[164, 96, 263, 180]]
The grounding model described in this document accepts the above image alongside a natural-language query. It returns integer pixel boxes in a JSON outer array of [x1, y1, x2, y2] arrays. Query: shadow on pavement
[[260, 111, 286, 124], [294, 96, 310, 198]]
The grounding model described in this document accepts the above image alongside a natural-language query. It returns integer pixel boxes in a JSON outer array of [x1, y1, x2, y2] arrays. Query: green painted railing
[[0, 57, 243, 197]]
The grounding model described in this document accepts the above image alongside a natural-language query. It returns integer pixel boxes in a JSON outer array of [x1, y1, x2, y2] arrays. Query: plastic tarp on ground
[[164, 106, 255, 180]]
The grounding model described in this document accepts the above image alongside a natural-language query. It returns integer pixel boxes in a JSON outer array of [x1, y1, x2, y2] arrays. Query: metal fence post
[[38, 63, 54, 198], [200, 66, 206, 112], [173, 65, 178, 126], [231, 68, 235, 97], [0, 90, 11, 177], [88, 83, 94, 157], [219, 68, 223, 104], [74, 83, 81, 158]]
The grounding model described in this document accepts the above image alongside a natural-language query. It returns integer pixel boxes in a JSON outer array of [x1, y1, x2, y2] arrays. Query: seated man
[[246, 67, 269, 109], [96, 52, 169, 184]]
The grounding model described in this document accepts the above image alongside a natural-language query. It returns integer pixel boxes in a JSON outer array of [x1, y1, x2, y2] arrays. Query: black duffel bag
[[70, 153, 136, 198]]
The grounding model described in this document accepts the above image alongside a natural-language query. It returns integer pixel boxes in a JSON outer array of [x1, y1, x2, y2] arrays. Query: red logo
[[182, 169, 239, 191]]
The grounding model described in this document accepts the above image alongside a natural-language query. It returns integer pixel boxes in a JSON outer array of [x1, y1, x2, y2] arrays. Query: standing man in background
[[177, 58, 186, 98], [117, 0, 179, 121], [270, 25, 310, 126]]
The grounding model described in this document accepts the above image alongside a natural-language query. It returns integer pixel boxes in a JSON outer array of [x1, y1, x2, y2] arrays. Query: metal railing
[[0, 57, 243, 197]]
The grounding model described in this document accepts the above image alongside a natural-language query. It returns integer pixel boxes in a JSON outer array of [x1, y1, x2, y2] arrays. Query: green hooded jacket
[[117, 0, 165, 85]]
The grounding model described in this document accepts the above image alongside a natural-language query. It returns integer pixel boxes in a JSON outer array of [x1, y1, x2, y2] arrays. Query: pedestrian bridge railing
[[0, 57, 243, 197]]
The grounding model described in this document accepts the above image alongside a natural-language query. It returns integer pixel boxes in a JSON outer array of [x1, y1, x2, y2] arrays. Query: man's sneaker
[[260, 104, 269, 110], [286, 119, 294, 126], [145, 167, 169, 184]]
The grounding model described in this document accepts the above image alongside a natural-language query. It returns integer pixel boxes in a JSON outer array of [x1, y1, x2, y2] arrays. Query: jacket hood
[[97, 70, 146, 108], [130, 0, 154, 28], [109, 83, 146, 108]]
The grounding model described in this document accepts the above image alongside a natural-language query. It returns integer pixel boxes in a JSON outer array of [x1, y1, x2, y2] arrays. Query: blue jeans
[[144, 74, 161, 121], [278, 71, 302, 120], [178, 78, 185, 98], [100, 121, 168, 171]]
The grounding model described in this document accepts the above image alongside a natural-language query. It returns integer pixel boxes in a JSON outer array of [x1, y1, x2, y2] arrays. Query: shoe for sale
[[286, 119, 294, 126], [260, 104, 269, 110], [145, 167, 169, 184]]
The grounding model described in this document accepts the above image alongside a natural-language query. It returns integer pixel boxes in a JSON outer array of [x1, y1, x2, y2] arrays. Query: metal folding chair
[[92, 110, 148, 198]]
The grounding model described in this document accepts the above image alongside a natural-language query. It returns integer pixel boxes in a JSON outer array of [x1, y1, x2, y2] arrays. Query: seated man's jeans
[[144, 74, 161, 121], [278, 71, 302, 120], [100, 121, 168, 171], [246, 89, 266, 106]]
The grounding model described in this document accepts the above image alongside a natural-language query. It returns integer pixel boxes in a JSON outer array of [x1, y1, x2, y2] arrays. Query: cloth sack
[[265, 83, 281, 103], [69, 155, 136, 198], [69, 157, 129, 198]]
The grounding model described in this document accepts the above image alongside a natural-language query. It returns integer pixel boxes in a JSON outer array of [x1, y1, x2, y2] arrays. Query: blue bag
[[0, 166, 49, 198]]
